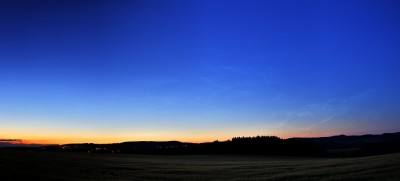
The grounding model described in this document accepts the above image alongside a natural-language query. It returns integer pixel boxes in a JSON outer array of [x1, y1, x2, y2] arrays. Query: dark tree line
[[40, 136, 325, 156], [203, 136, 325, 156], [35, 132, 400, 157]]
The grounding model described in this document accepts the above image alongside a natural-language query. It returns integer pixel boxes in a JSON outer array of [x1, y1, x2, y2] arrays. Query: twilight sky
[[1, 0, 400, 144]]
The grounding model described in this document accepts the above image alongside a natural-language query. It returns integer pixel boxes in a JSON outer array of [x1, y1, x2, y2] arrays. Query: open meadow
[[0, 150, 399, 180]]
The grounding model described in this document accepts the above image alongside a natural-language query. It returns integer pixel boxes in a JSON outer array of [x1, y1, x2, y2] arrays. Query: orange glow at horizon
[[2, 122, 368, 145], [8, 131, 352, 145]]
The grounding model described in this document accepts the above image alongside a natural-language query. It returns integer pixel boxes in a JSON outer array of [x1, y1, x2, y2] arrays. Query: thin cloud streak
[[0, 139, 22, 142], [277, 90, 374, 133]]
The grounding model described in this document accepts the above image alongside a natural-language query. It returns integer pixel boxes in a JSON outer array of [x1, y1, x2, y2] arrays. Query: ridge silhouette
[[31, 132, 400, 157]]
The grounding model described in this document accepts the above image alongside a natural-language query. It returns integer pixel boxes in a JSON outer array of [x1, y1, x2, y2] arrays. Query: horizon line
[[2, 131, 398, 147]]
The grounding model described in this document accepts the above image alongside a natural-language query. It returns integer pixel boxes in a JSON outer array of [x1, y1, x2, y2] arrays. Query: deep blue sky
[[1, 0, 400, 143]]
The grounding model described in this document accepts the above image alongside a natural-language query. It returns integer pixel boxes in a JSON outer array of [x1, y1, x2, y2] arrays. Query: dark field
[[1, 150, 399, 181]]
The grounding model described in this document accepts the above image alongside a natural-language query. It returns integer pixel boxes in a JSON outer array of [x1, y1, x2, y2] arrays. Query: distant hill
[[294, 132, 400, 157]]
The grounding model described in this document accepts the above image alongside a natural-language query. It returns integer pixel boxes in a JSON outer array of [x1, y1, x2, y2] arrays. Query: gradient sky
[[1, 0, 400, 144]]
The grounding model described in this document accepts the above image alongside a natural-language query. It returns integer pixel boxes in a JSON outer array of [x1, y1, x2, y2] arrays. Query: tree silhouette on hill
[[33, 132, 400, 157]]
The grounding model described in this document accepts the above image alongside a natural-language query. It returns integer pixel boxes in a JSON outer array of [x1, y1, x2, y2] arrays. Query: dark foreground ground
[[0, 150, 399, 181]]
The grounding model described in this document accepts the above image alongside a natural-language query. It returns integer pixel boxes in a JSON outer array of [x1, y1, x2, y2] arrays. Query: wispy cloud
[[279, 90, 374, 132], [0, 139, 23, 147], [145, 96, 184, 108], [0, 139, 21, 142], [130, 77, 180, 88], [194, 64, 274, 103]]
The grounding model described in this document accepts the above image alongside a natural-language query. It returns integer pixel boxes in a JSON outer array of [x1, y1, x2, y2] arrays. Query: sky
[[1, 0, 400, 144]]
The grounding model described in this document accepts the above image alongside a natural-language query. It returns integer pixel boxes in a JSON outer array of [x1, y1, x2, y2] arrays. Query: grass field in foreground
[[0, 150, 399, 181]]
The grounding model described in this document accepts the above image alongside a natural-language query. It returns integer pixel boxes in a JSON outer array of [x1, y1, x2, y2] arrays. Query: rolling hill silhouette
[[22, 132, 400, 157]]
